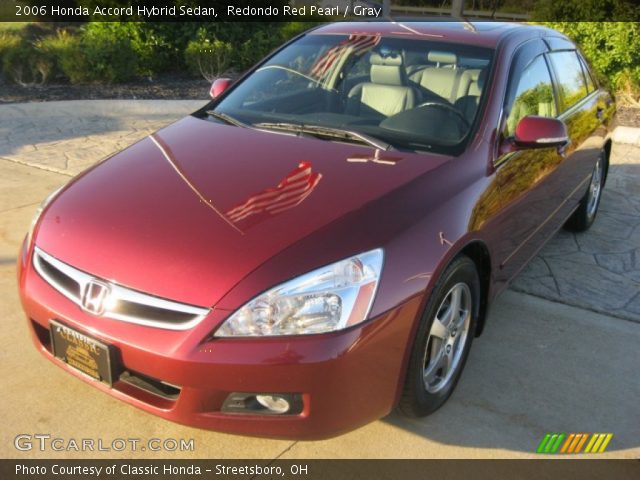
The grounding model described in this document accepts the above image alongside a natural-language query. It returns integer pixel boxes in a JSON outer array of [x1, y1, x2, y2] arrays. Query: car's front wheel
[[398, 255, 480, 417]]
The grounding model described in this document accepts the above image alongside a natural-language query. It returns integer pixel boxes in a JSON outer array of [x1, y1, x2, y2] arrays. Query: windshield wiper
[[253, 122, 304, 133], [206, 110, 250, 129], [255, 122, 394, 151], [304, 125, 394, 151]]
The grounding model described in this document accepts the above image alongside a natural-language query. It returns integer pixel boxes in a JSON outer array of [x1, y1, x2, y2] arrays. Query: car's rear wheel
[[564, 151, 606, 232], [398, 255, 480, 417]]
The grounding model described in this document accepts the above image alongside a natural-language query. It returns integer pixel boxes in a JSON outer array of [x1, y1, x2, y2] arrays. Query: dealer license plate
[[50, 320, 114, 386]]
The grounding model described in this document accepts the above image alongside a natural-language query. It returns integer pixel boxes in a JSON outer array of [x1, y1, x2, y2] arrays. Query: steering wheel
[[416, 102, 470, 130]]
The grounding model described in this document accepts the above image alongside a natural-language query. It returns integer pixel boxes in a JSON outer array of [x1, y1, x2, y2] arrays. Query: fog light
[[221, 392, 303, 415], [256, 395, 290, 414]]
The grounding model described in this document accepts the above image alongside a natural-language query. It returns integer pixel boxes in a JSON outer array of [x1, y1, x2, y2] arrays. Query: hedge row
[[540, 22, 640, 104], [1, 21, 638, 104], [0, 22, 314, 85]]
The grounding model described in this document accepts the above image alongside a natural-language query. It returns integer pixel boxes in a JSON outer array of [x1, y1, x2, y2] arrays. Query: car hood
[[35, 116, 451, 307]]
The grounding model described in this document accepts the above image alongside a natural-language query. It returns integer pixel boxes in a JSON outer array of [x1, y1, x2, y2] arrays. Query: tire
[[398, 255, 480, 417], [564, 151, 606, 232]]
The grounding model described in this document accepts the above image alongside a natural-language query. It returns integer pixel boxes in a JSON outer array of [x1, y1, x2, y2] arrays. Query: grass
[[0, 22, 32, 33]]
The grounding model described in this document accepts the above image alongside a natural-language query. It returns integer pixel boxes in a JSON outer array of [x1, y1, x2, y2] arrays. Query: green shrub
[[534, 0, 639, 21], [185, 35, 233, 81], [59, 23, 139, 83], [0, 31, 20, 64], [180, 22, 316, 74], [235, 22, 320, 72], [540, 22, 640, 99], [85, 22, 169, 78], [140, 22, 204, 71], [2, 37, 55, 85], [278, 21, 316, 41], [34, 30, 75, 82], [0, 21, 348, 85], [237, 29, 282, 71], [182, 23, 299, 78]]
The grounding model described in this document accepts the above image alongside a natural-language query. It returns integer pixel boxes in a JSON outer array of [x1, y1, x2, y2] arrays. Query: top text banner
[[10, 1, 385, 22], [4, 0, 640, 22]]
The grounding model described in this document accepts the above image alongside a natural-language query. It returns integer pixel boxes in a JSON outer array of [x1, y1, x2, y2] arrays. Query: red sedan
[[18, 22, 614, 439]]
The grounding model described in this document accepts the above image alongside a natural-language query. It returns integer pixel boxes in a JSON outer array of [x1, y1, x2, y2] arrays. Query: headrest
[[369, 52, 404, 86], [428, 51, 457, 65], [370, 52, 403, 67], [464, 68, 487, 96]]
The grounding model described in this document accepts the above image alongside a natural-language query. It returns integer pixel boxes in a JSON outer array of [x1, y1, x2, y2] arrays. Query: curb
[[612, 126, 640, 146]]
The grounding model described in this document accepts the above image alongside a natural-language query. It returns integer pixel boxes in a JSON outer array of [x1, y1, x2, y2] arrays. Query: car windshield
[[211, 33, 493, 154]]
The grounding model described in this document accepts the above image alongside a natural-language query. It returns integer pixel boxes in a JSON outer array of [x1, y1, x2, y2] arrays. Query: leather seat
[[409, 51, 462, 103], [347, 53, 417, 118], [454, 69, 486, 122]]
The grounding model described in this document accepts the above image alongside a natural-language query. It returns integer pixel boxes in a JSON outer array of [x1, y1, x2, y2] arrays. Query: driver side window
[[505, 55, 557, 137]]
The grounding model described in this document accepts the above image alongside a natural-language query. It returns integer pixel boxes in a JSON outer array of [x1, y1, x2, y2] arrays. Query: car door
[[491, 40, 564, 285]]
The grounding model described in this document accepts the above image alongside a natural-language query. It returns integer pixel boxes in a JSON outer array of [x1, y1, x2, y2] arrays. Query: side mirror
[[513, 115, 569, 148], [209, 78, 232, 99]]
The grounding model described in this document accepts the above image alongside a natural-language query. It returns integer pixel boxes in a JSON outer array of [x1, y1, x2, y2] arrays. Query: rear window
[[547, 51, 589, 112]]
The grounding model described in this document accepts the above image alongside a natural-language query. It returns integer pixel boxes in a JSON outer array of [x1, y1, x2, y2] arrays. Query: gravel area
[[617, 106, 640, 128], [0, 75, 211, 104]]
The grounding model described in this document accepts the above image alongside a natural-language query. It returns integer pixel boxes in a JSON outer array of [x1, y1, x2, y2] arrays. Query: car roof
[[311, 21, 566, 49]]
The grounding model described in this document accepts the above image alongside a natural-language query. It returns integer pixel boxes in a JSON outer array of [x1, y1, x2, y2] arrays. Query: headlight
[[26, 185, 64, 246], [214, 249, 384, 337]]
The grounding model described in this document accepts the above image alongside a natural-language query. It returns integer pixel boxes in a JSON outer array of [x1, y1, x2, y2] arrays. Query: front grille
[[33, 247, 210, 330]]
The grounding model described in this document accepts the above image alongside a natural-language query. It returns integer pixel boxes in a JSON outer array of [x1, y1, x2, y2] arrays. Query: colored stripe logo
[[537, 433, 613, 454]]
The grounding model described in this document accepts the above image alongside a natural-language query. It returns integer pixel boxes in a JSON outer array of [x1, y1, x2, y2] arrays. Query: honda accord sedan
[[18, 22, 614, 439]]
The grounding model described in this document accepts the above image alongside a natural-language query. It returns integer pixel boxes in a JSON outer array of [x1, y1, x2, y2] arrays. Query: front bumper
[[18, 243, 421, 439]]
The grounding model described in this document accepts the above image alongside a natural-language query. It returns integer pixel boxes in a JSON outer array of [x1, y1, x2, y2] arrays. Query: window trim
[[577, 52, 597, 92], [557, 88, 601, 121], [494, 40, 559, 168]]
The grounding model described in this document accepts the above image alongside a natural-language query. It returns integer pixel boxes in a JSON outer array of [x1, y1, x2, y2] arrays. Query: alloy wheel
[[587, 158, 603, 218], [422, 283, 472, 393]]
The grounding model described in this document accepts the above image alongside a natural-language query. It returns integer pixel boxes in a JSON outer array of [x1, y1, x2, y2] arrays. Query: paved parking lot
[[513, 142, 640, 322], [1, 101, 638, 459]]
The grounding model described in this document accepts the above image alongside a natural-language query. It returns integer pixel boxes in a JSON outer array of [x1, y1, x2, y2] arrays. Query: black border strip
[[3, 0, 640, 22], [2, 459, 640, 480]]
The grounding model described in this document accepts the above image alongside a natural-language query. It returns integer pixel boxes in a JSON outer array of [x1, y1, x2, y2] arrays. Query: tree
[[533, 0, 639, 21]]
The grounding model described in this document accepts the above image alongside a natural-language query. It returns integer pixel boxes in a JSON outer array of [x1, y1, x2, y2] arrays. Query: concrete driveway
[[1, 101, 638, 459]]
